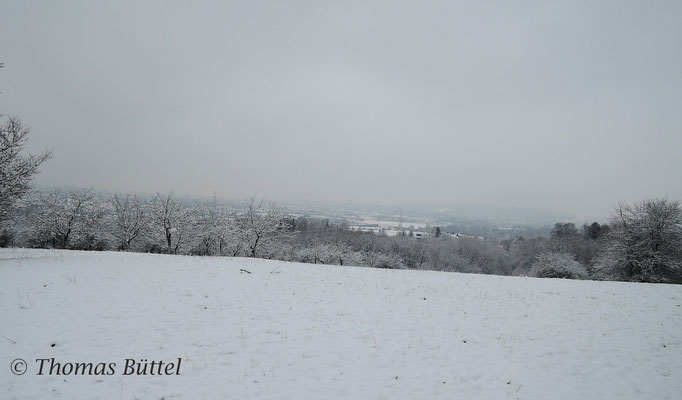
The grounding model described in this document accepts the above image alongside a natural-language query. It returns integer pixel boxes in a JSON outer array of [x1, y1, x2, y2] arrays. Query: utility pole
[[400, 208, 404, 235]]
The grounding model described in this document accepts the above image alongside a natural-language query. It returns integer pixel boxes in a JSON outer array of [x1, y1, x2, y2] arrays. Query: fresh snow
[[1, 248, 681, 399]]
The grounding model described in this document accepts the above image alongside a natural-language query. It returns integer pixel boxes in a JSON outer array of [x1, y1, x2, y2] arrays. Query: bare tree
[[109, 193, 146, 250], [0, 117, 52, 221], [36, 188, 95, 249], [222, 219, 247, 257], [596, 199, 682, 283], [149, 192, 197, 254], [194, 199, 237, 256], [237, 195, 290, 258], [296, 243, 347, 265]]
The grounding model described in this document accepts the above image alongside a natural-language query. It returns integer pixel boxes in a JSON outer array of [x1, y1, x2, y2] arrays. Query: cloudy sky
[[1, 1, 680, 219]]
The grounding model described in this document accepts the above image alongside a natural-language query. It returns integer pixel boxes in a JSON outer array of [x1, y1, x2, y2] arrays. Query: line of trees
[[1, 184, 680, 283], [1, 189, 291, 258]]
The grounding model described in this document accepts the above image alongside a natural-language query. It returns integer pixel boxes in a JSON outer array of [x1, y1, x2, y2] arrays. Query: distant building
[[414, 232, 428, 239], [446, 232, 484, 240]]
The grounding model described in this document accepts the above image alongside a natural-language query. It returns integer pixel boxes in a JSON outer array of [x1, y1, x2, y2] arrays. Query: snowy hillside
[[1, 249, 681, 399]]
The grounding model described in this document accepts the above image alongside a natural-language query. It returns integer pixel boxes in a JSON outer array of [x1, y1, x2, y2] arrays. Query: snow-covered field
[[1, 249, 681, 399]]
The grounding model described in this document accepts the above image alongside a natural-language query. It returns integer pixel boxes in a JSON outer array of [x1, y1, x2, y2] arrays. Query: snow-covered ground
[[1, 248, 681, 399]]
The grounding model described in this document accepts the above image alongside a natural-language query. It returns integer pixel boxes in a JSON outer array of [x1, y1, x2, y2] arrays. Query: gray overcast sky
[[1, 1, 681, 219]]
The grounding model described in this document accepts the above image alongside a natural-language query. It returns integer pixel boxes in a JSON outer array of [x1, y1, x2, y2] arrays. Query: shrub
[[530, 252, 588, 279]]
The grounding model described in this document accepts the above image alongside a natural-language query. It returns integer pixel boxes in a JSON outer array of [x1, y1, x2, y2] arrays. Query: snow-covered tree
[[0, 117, 52, 222], [595, 199, 682, 283], [237, 196, 290, 258], [35, 188, 96, 249], [297, 243, 333, 264], [455, 237, 511, 275], [109, 194, 146, 251], [193, 200, 237, 256], [363, 251, 404, 269], [149, 192, 197, 254], [509, 237, 547, 276], [295, 243, 361, 266], [401, 239, 428, 269]]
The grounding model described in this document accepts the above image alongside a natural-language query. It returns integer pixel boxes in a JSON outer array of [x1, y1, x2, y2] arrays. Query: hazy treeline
[[1, 188, 680, 284]]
